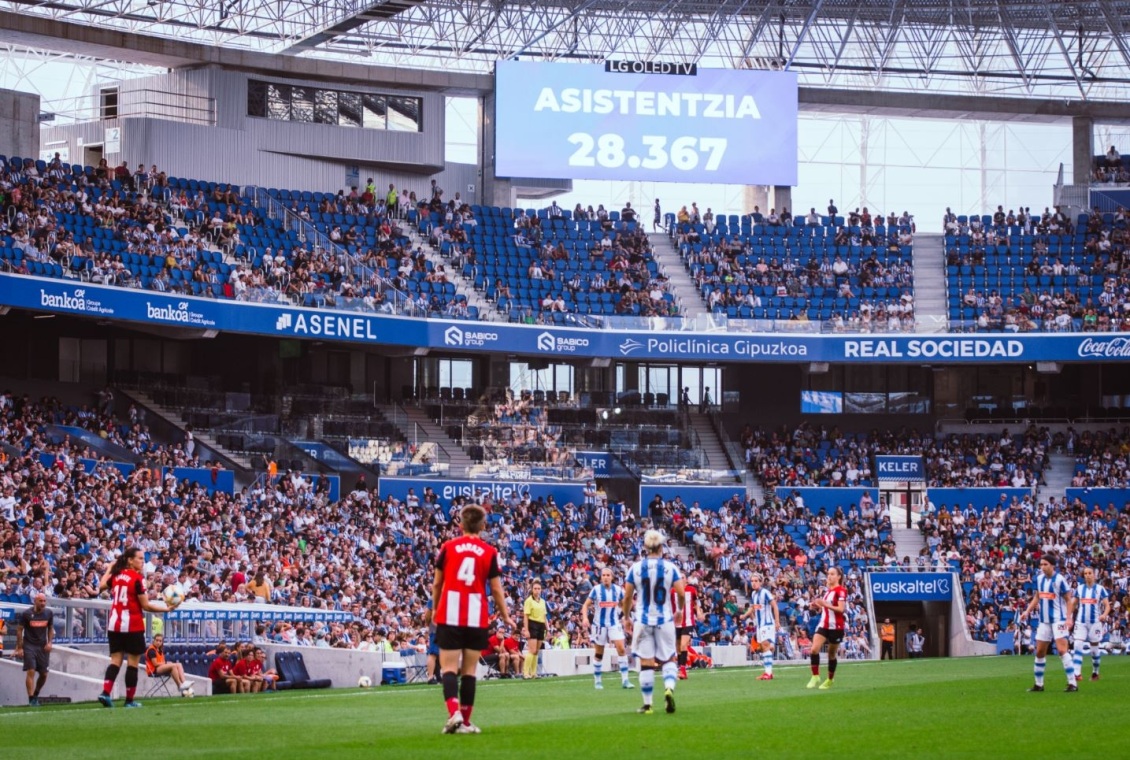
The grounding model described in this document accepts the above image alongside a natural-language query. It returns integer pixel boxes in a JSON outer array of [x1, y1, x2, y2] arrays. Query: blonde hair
[[643, 529, 666, 551]]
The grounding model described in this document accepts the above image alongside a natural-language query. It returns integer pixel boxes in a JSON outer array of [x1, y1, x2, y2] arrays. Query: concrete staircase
[[1040, 451, 1076, 501], [892, 526, 927, 563], [381, 403, 475, 476], [912, 232, 948, 332], [406, 226, 504, 322], [687, 412, 735, 471], [119, 388, 255, 473], [647, 232, 708, 320]]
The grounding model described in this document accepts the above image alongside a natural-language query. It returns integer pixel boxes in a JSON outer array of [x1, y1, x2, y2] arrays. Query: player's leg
[[124, 652, 143, 706], [1090, 634, 1102, 679], [437, 644, 464, 732], [613, 637, 632, 687], [633, 626, 656, 712], [821, 640, 839, 689], [676, 631, 689, 680], [100, 646, 125, 707], [808, 632, 826, 688], [457, 647, 480, 730], [1055, 630, 1076, 689], [658, 624, 678, 713], [760, 639, 775, 679], [1072, 623, 1088, 684], [593, 643, 605, 688], [23, 653, 36, 701], [1031, 635, 1050, 690], [33, 657, 49, 701]]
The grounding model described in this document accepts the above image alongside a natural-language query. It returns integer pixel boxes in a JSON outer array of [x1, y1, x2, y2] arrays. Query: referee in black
[[14, 593, 54, 706]]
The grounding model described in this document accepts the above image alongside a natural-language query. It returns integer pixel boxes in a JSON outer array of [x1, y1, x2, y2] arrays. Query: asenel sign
[[868, 573, 954, 601]]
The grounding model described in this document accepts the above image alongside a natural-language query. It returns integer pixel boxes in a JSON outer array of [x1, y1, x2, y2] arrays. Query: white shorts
[[1073, 622, 1104, 643], [631, 622, 677, 663], [592, 625, 625, 648], [757, 625, 777, 646], [1036, 621, 1070, 643]]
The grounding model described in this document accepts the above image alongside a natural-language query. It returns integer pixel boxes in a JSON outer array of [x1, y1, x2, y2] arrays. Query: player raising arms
[[1022, 552, 1077, 692], [623, 530, 685, 715], [1072, 567, 1111, 682], [581, 567, 633, 690], [806, 566, 847, 690], [97, 546, 180, 708], [673, 572, 703, 680], [741, 573, 781, 680], [432, 504, 514, 734]]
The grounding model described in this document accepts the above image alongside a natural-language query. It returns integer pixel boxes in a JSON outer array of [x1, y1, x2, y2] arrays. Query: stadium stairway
[[380, 403, 475, 476], [891, 526, 927, 563], [1040, 451, 1076, 501], [406, 226, 502, 322], [687, 412, 738, 471], [647, 232, 707, 320], [911, 233, 947, 331], [120, 388, 256, 476]]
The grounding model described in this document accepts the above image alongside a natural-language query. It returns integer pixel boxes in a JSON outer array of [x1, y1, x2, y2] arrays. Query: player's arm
[[772, 592, 781, 629], [621, 582, 635, 633], [97, 568, 114, 594], [823, 589, 846, 614], [739, 605, 753, 621], [45, 614, 53, 651], [431, 568, 444, 614], [138, 582, 177, 614], [489, 576, 514, 629], [672, 578, 687, 617], [579, 594, 592, 629], [1100, 590, 1112, 621]]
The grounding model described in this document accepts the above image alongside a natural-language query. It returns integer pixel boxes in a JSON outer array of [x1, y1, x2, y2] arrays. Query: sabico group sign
[[868, 572, 954, 602]]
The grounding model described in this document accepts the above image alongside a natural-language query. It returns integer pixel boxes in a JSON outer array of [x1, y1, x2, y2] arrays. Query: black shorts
[[107, 631, 148, 656], [23, 645, 50, 673], [435, 624, 490, 652], [676, 626, 695, 640], [815, 628, 844, 645], [526, 621, 547, 641]]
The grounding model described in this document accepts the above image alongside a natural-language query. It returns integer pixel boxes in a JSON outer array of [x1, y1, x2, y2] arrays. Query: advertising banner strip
[[868, 572, 954, 601]]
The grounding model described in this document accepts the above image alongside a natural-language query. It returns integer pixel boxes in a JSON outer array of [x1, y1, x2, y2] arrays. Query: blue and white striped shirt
[[625, 557, 682, 626], [586, 583, 625, 629], [1074, 583, 1109, 625], [1036, 572, 1072, 624], [748, 587, 776, 628]]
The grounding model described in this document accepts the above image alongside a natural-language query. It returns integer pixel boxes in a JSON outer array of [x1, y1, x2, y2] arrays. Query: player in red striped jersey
[[672, 574, 703, 680], [432, 505, 514, 735], [96, 546, 179, 708], [806, 566, 847, 691]]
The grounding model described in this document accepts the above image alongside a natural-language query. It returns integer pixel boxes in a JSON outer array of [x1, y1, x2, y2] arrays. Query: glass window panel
[[387, 96, 421, 131], [362, 94, 387, 130], [338, 92, 362, 128], [291, 87, 314, 123], [267, 84, 291, 121], [314, 89, 337, 125], [247, 80, 267, 118]]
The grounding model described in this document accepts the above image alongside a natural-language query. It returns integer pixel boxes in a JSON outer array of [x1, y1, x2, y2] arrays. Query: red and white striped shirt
[[673, 585, 698, 628], [818, 584, 847, 631], [108, 569, 146, 633], [434, 536, 500, 628]]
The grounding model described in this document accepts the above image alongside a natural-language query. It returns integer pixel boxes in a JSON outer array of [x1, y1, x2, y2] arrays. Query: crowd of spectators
[[1092, 145, 1129, 184], [457, 389, 570, 466], [740, 424, 1048, 489]]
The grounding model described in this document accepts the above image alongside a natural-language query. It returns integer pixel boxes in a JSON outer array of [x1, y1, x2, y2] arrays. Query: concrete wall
[[0, 87, 40, 160]]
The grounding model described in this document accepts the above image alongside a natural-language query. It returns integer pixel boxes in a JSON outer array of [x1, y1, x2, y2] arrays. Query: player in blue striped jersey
[[1072, 567, 1111, 683], [740, 573, 781, 681], [623, 530, 686, 715], [1021, 552, 1077, 692], [581, 567, 633, 690]]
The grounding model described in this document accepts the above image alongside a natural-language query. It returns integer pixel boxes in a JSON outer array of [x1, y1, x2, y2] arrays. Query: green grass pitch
[[3, 656, 1124, 759]]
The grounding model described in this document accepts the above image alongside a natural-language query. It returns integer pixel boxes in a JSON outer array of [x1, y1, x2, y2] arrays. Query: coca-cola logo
[[1077, 337, 1130, 358]]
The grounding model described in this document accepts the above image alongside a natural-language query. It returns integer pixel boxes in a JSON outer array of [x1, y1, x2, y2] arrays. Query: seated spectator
[[144, 634, 193, 696], [207, 644, 248, 694]]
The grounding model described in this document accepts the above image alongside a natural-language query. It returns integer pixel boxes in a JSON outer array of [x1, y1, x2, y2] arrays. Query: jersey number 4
[[456, 556, 477, 587]]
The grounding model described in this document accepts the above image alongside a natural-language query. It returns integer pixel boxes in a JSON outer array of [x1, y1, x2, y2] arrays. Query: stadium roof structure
[[4, 0, 1130, 101]]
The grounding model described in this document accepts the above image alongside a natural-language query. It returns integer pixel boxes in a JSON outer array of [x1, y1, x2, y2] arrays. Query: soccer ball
[[357, 676, 373, 689], [181, 686, 195, 699], [163, 584, 184, 606]]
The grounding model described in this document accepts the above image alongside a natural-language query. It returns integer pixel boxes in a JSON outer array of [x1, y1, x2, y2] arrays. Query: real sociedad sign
[[868, 572, 953, 601], [11, 273, 1130, 364]]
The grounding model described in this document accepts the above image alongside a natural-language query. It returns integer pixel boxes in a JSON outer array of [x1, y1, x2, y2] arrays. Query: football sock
[[102, 663, 121, 695], [639, 667, 654, 706], [1093, 648, 1101, 674], [125, 666, 138, 702], [1073, 642, 1087, 678], [459, 676, 476, 723], [827, 657, 837, 680], [593, 656, 603, 683], [620, 660, 630, 683], [441, 671, 459, 717], [810, 653, 820, 676], [764, 651, 774, 675], [661, 661, 678, 691], [1060, 652, 1075, 685], [677, 651, 688, 668], [1033, 657, 1046, 687]]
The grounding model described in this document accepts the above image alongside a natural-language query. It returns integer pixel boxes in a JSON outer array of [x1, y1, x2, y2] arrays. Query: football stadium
[[1, 0, 1129, 756]]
